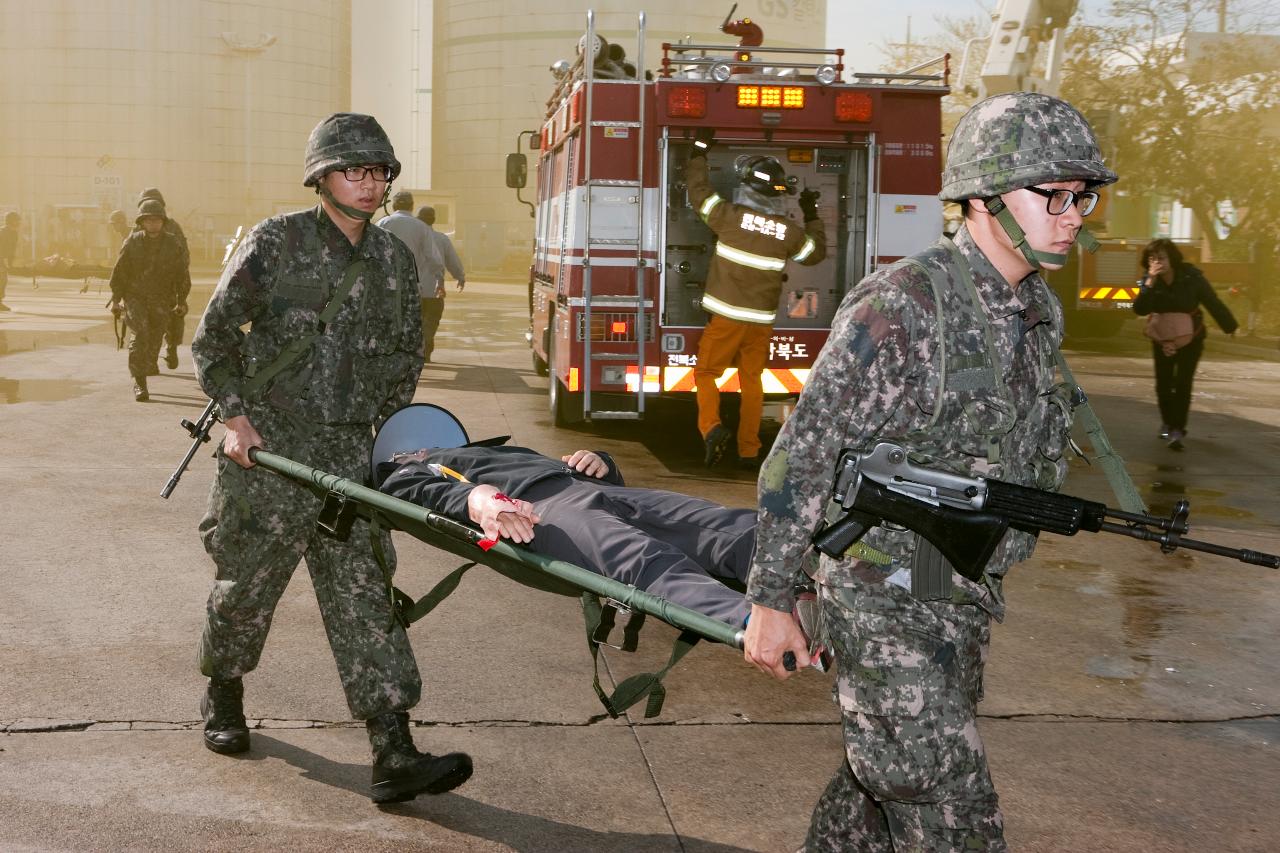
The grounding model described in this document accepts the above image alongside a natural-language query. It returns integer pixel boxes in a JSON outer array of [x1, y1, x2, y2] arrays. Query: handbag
[[1143, 312, 1195, 356]]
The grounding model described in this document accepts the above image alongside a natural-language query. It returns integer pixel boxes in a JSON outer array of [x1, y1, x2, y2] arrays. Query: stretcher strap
[[581, 592, 701, 719], [394, 562, 477, 627]]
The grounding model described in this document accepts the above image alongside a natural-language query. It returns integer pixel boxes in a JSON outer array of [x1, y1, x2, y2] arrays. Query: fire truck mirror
[[505, 153, 528, 189]]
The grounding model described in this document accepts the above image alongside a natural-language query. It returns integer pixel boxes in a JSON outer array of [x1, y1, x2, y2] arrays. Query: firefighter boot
[[703, 424, 732, 468], [165, 345, 179, 370], [366, 711, 473, 804], [132, 375, 149, 402], [201, 677, 250, 755]]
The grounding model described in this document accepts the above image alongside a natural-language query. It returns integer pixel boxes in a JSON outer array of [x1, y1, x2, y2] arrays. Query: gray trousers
[[520, 478, 755, 626]]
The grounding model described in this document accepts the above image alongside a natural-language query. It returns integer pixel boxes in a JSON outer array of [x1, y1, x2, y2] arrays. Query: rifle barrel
[[1098, 521, 1280, 569]]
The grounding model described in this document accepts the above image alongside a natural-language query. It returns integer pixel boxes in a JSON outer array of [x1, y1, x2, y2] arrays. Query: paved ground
[[1, 274, 1277, 851]]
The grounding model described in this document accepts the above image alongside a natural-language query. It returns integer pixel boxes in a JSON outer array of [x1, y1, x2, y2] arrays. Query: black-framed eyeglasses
[[1023, 185, 1099, 216], [340, 165, 393, 183]]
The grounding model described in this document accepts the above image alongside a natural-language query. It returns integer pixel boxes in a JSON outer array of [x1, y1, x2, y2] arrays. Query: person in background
[[415, 205, 465, 363], [377, 190, 441, 360], [1133, 238, 1237, 451], [134, 188, 191, 370], [0, 210, 19, 312]]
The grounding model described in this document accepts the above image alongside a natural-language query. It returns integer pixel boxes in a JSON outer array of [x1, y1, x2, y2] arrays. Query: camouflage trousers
[[124, 298, 171, 379], [804, 582, 1005, 853], [198, 406, 422, 720], [164, 310, 184, 351]]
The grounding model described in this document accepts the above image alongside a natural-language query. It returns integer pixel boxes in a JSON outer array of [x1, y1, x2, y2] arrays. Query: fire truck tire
[[532, 350, 549, 377], [547, 340, 583, 426]]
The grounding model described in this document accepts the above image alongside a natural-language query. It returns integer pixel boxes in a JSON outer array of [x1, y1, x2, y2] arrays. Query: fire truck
[[507, 10, 949, 425]]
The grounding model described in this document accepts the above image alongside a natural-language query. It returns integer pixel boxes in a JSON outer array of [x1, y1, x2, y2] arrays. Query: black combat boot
[[366, 711, 473, 804], [201, 676, 250, 755], [165, 345, 179, 370], [132, 375, 149, 402]]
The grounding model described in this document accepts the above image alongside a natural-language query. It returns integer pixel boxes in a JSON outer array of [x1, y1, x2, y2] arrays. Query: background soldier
[[684, 131, 826, 470], [415, 204, 466, 363], [190, 112, 472, 805], [0, 210, 18, 311], [135, 188, 191, 369], [108, 199, 186, 401], [376, 190, 443, 360], [108, 209, 131, 247], [742, 93, 1118, 851]]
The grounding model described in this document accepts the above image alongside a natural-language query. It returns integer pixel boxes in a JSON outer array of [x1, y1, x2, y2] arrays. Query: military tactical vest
[[847, 236, 1073, 597]]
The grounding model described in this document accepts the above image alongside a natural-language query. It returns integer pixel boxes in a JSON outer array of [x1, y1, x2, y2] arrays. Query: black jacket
[[1133, 263, 1238, 339], [377, 445, 624, 519]]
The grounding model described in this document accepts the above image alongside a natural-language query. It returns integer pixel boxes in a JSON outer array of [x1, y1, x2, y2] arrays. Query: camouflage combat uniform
[[750, 225, 1070, 850], [191, 203, 424, 720], [748, 92, 1117, 852], [109, 229, 186, 380]]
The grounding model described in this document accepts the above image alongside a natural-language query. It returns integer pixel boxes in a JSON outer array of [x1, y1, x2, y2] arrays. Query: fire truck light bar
[[668, 86, 707, 118], [834, 91, 873, 122], [737, 85, 805, 109]]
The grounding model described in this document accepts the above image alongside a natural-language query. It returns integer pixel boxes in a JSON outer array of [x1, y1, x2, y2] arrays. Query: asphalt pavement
[[1, 274, 1277, 852]]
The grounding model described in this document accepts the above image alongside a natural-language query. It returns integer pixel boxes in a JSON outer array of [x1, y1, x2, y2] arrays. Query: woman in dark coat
[[1133, 238, 1237, 450]]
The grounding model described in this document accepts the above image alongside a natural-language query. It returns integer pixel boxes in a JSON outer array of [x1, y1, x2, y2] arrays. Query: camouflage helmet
[[138, 187, 165, 205], [940, 92, 1117, 202], [392, 189, 414, 211], [303, 113, 401, 188], [109, 209, 127, 224], [135, 198, 167, 224]]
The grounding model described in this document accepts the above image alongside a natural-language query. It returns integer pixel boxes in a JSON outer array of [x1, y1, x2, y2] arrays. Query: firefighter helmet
[[135, 198, 167, 224], [303, 113, 401, 188], [392, 190, 414, 211], [736, 155, 791, 197], [940, 92, 1117, 202]]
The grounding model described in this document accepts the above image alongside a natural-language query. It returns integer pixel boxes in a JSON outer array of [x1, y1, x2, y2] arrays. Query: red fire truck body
[[525, 24, 949, 425]]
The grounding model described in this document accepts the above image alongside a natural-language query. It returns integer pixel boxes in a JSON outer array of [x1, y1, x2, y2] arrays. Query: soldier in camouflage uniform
[[109, 200, 187, 401], [133, 188, 192, 370], [191, 112, 472, 804], [740, 93, 1118, 851]]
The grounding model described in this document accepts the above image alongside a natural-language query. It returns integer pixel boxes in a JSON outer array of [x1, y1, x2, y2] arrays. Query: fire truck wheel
[[550, 374, 584, 426], [532, 350, 549, 377]]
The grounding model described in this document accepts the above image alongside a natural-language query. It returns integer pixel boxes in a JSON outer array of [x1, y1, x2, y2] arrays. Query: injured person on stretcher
[[372, 406, 755, 627]]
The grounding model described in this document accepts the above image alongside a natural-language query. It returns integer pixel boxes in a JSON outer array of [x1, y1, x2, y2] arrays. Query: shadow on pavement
[[251, 733, 754, 853]]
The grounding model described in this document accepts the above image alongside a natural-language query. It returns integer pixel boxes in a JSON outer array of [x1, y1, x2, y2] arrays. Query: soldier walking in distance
[[0, 210, 19, 311], [684, 131, 826, 470], [416, 205, 466, 363], [191, 113, 472, 804], [108, 200, 186, 401], [742, 93, 1118, 851], [134, 188, 192, 369], [108, 209, 131, 248]]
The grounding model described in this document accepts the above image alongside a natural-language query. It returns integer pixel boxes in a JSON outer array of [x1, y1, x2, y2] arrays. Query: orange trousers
[[695, 313, 772, 460]]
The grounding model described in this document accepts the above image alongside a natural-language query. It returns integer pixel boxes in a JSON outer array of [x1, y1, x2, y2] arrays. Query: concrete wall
[[0, 0, 351, 265]]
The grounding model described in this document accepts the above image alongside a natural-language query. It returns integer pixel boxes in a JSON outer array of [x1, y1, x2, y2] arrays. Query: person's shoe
[[737, 454, 761, 472], [1159, 424, 1171, 440], [133, 377, 149, 402], [165, 346, 179, 370], [367, 711, 473, 804], [201, 677, 250, 755], [0, 301, 10, 312], [703, 424, 732, 468], [1167, 430, 1185, 451]]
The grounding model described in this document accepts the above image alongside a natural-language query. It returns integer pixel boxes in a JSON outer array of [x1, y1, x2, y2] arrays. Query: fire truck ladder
[[580, 9, 648, 421]]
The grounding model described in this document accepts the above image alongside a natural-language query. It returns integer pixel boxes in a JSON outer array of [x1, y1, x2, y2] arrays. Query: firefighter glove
[[799, 188, 820, 222]]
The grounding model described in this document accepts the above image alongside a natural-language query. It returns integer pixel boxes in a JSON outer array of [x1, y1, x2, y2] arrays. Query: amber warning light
[[737, 85, 805, 109], [610, 320, 629, 335]]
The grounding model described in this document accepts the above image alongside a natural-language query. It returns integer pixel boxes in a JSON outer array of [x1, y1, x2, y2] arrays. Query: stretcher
[[245, 445, 745, 719]]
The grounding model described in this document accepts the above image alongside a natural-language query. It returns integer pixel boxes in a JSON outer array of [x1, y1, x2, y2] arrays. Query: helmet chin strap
[[317, 182, 389, 223], [981, 194, 1105, 269]]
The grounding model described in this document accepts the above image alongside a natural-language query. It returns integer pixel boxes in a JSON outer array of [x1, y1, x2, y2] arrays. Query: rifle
[[813, 442, 1280, 578], [161, 399, 220, 499]]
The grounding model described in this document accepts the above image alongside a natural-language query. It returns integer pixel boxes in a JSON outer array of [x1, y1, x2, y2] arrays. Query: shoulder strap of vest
[[242, 219, 369, 398]]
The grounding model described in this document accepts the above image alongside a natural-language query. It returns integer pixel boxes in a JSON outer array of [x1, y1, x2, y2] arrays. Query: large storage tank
[[0, 0, 351, 265], [431, 1, 827, 274]]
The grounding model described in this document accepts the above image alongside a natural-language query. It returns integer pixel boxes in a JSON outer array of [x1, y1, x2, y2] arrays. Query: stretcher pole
[[250, 449, 745, 650]]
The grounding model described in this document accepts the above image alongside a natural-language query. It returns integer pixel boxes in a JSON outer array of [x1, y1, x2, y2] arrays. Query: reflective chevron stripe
[[715, 242, 786, 272]]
